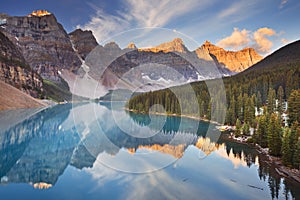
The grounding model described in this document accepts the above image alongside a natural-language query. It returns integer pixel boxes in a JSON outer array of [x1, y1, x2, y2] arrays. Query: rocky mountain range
[[77, 37, 235, 97], [0, 10, 264, 102]]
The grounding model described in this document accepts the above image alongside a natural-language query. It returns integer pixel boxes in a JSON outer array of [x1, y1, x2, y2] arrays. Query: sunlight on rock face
[[28, 10, 51, 17], [126, 144, 186, 158]]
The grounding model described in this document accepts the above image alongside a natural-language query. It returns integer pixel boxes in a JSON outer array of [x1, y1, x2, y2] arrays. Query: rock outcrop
[[141, 38, 188, 53], [69, 29, 98, 60], [126, 42, 137, 49], [199, 41, 263, 72], [0, 31, 43, 97], [0, 11, 81, 81]]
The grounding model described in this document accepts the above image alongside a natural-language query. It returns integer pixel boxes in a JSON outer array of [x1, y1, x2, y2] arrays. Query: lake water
[[0, 102, 299, 200]]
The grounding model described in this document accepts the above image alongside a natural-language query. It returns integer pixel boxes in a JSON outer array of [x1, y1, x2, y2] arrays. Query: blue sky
[[0, 0, 299, 55]]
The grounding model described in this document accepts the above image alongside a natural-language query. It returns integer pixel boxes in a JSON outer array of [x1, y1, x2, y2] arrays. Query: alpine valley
[[0, 11, 264, 105]]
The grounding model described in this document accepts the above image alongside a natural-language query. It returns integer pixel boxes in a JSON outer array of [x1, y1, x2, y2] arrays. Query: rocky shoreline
[[221, 132, 300, 183], [255, 144, 300, 183]]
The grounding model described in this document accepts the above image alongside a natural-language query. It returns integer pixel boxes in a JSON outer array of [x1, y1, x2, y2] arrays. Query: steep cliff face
[[0, 12, 81, 81], [0, 31, 43, 98], [69, 29, 98, 60], [199, 41, 263, 72]]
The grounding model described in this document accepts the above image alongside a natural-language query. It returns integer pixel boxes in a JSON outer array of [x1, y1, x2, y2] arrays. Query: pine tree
[[267, 113, 282, 156], [237, 93, 244, 121], [226, 95, 236, 125], [277, 86, 284, 113], [245, 95, 255, 126], [288, 90, 300, 125], [257, 115, 268, 147], [235, 118, 242, 137], [282, 128, 292, 166], [274, 116, 283, 156], [267, 88, 276, 114], [257, 91, 263, 108], [289, 121, 299, 164], [293, 138, 300, 169], [242, 123, 250, 136]]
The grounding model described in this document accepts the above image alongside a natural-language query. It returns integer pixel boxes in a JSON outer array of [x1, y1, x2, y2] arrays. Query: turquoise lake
[[0, 102, 299, 200]]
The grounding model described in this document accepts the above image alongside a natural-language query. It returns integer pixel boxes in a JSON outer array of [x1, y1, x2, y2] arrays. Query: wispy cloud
[[217, 27, 277, 54], [218, 1, 253, 19], [77, 8, 130, 43], [279, 0, 288, 9], [78, 0, 213, 44], [217, 1, 260, 23]]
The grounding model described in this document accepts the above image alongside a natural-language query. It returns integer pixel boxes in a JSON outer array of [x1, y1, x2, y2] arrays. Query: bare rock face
[[69, 29, 98, 60], [0, 11, 81, 81], [199, 41, 263, 72], [0, 31, 43, 98]]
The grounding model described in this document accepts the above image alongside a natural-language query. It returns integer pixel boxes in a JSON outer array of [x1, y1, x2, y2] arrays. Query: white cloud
[[217, 28, 250, 50], [78, 0, 212, 43], [125, 0, 206, 27], [253, 27, 276, 54], [280, 0, 288, 8], [77, 8, 130, 44], [217, 27, 277, 54]]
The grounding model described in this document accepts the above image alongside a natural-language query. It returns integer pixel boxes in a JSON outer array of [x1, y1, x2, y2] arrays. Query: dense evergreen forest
[[127, 40, 300, 169]]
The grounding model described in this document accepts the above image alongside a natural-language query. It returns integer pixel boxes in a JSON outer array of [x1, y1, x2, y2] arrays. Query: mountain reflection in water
[[0, 103, 298, 199]]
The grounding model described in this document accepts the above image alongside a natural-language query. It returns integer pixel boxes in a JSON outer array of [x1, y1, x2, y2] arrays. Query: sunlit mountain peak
[[28, 10, 51, 17]]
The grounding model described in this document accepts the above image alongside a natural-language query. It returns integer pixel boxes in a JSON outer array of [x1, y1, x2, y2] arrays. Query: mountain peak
[[201, 40, 222, 51], [172, 38, 184, 44], [104, 41, 120, 49], [127, 42, 137, 49], [204, 40, 212, 45], [141, 38, 187, 53], [69, 29, 98, 60], [28, 10, 51, 17]]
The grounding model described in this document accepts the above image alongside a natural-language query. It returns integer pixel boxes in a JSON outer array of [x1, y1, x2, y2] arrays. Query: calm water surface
[[0, 102, 299, 200]]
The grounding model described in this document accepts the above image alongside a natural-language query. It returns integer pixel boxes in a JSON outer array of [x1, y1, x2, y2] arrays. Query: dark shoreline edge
[[124, 108, 222, 125]]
